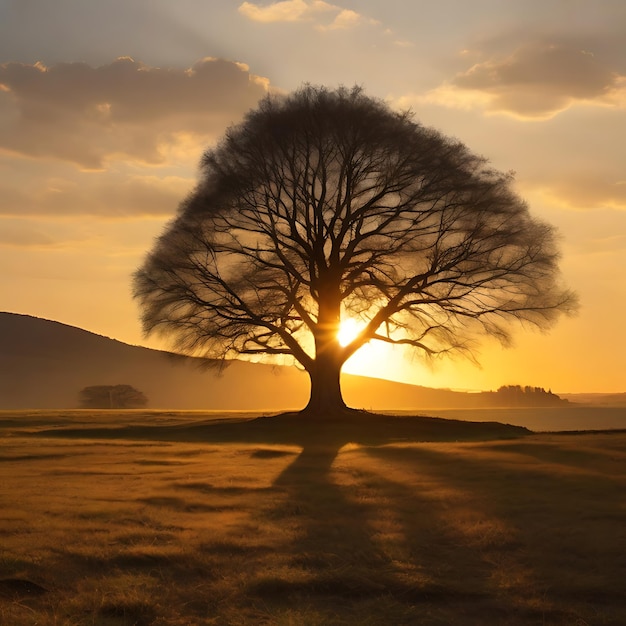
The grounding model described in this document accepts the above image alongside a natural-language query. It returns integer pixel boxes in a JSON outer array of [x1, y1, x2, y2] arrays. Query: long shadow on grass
[[259, 435, 496, 613], [361, 443, 626, 622], [230, 414, 536, 622], [242, 418, 624, 623]]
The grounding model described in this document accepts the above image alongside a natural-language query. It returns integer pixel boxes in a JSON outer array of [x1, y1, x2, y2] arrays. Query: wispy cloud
[[0, 166, 194, 219], [238, 0, 335, 23], [422, 41, 625, 120], [238, 0, 378, 31], [0, 219, 58, 248], [531, 174, 626, 212], [316, 8, 379, 31]]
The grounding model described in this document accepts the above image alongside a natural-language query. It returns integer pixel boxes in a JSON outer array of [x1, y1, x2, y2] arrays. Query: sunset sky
[[1, 0, 625, 393]]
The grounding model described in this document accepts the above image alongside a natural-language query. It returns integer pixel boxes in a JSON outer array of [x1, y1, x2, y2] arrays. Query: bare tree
[[134, 85, 576, 415]]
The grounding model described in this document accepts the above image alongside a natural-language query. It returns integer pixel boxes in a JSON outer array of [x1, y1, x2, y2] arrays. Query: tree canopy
[[79, 384, 148, 409], [134, 85, 576, 415]]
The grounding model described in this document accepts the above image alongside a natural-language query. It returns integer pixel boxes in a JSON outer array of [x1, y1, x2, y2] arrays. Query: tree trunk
[[303, 278, 348, 415], [304, 350, 346, 415]]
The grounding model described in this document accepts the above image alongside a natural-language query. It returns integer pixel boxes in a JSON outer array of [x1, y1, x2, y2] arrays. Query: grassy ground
[[0, 410, 625, 625]]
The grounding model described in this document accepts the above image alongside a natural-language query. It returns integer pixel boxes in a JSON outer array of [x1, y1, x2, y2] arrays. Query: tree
[[79, 384, 148, 409], [492, 385, 566, 407], [133, 85, 576, 415]]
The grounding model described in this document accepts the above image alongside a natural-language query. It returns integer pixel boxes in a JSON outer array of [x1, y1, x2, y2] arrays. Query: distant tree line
[[483, 385, 567, 407], [79, 385, 148, 409]]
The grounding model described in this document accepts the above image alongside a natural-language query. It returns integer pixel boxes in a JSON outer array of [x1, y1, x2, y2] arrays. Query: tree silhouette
[[133, 85, 576, 415], [79, 385, 148, 409]]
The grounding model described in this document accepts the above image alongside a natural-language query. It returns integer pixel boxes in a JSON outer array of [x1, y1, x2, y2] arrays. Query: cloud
[[424, 42, 626, 119], [0, 219, 57, 248], [238, 0, 334, 22], [0, 57, 270, 168], [238, 0, 376, 31], [317, 9, 379, 31], [393, 40, 415, 49], [0, 169, 194, 219], [530, 175, 626, 212]]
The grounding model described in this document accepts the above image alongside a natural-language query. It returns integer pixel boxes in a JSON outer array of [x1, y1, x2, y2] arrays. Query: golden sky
[[0, 0, 625, 393]]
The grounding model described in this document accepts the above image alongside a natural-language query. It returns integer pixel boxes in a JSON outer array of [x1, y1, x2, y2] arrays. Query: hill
[[561, 392, 626, 407], [0, 312, 565, 410], [0, 312, 302, 410]]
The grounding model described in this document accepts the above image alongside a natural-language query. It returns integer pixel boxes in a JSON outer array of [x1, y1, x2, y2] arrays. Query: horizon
[[1, 2, 625, 393], [2, 309, 621, 397]]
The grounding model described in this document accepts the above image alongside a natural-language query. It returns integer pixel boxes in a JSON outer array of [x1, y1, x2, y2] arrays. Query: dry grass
[[0, 410, 625, 625]]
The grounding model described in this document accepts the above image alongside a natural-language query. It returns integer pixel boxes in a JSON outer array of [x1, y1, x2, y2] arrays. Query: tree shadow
[[198, 412, 544, 622], [205, 414, 621, 623], [251, 430, 532, 623], [359, 442, 626, 622]]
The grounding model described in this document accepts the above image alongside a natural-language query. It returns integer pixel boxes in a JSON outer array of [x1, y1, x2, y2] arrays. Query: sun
[[337, 317, 364, 347], [336, 316, 412, 385]]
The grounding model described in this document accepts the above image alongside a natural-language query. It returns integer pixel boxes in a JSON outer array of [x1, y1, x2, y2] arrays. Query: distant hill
[[561, 393, 626, 407], [0, 312, 304, 410], [0, 312, 567, 410]]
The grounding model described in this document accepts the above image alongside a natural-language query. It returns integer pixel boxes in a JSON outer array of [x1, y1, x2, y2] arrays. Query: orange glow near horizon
[[343, 339, 415, 385], [337, 317, 414, 385]]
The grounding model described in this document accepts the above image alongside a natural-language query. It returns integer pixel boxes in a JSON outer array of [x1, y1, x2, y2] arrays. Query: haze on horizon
[[1, 0, 625, 394]]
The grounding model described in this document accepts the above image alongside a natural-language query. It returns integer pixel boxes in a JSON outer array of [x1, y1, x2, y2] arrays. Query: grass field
[[1, 410, 625, 625]]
